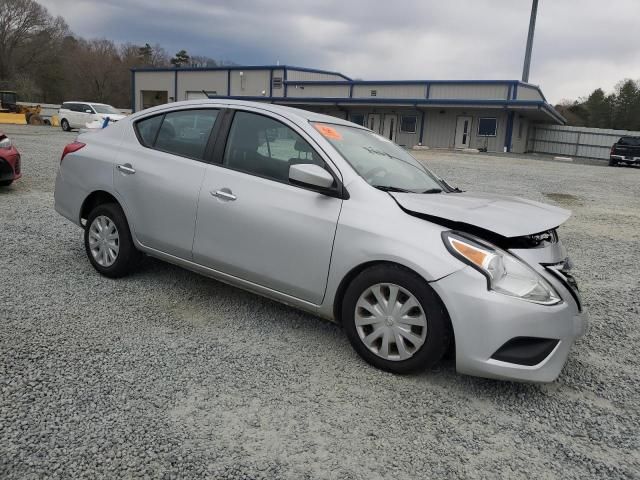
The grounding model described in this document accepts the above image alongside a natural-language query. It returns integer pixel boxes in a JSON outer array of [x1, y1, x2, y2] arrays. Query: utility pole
[[522, 0, 539, 83]]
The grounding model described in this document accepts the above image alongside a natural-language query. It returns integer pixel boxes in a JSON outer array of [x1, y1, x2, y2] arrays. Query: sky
[[39, 0, 640, 104]]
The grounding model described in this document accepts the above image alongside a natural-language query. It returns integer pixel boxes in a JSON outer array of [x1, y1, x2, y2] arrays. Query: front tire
[[342, 264, 451, 374], [0, 180, 13, 187], [61, 119, 71, 132], [84, 203, 141, 278]]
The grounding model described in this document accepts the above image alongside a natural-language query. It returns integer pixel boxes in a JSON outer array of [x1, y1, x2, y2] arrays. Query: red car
[[0, 131, 21, 186]]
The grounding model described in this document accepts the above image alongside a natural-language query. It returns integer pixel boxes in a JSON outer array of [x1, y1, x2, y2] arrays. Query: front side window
[[80, 104, 95, 114], [478, 118, 497, 137], [135, 109, 219, 160], [314, 123, 444, 193], [400, 116, 417, 133], [224, 111, 324, 183]]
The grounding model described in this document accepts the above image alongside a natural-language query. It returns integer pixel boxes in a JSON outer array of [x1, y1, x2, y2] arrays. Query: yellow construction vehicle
[[0, 91, 44, 125]]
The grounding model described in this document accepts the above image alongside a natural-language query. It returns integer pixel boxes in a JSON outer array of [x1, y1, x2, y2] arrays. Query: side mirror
[[289, 163, 334, 190], [85, 110, 93, 113]]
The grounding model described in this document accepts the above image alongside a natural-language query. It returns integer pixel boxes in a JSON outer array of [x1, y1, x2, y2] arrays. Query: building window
[[370, 90, 377, 97], [350, 114, 365, 126], [400, 115, 417, 133], [272, 77, 283, 89], [477, 117, 497, 137]]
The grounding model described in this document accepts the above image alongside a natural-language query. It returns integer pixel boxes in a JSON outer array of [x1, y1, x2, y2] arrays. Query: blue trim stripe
[[204, 95, 551, 108], [504, 111, 515, 152], [227, 70, 231, 96], [419, 110, 426, 144], [174, 71, 178, 102]]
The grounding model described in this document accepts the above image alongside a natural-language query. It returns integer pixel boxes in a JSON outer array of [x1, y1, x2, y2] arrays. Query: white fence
[[528, 124, 640, 160]]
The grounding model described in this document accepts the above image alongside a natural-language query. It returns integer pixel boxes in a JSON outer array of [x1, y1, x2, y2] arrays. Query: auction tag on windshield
[[313, 123, 342, 140]]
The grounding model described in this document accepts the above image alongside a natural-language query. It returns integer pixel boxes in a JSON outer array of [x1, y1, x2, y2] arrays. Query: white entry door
[[382, 115, 398, 142], [367, 114, 382, 134], [455, 116, 472, 149]]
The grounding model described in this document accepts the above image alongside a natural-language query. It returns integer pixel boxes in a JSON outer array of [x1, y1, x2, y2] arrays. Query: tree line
[[555, 79, 640, 132], [0, 0, 227, 108]]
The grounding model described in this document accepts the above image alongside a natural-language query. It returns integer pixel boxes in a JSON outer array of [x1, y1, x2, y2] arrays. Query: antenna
[[522, 0, 539, 83]]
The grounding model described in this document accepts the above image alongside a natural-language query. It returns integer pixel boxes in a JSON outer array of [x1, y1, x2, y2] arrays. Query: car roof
[[130, 99, 361, 128], [62, 101, 111, 106]]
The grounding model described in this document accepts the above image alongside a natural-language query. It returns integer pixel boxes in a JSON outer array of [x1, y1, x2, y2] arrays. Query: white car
[[58, 102, 126, 131]]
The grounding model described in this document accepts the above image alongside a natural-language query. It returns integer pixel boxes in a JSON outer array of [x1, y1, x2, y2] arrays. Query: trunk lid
[[390, 191, 571, 238]]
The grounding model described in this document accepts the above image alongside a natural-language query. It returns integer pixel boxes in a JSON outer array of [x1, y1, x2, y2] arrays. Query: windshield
[[313, 123, 444, 193], [93, 104, 120, 114]]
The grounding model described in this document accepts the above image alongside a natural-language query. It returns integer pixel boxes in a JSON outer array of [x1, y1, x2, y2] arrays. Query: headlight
[[442, 231, 561, 305], [0, 137, 11, 149]]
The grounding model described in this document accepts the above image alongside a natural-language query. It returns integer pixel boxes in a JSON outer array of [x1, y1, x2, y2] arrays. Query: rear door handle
[[211, 189, 236, 201], [116, 163, 136, 175]]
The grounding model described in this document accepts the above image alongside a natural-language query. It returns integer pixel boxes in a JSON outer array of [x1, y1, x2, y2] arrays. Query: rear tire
[[0, 180, 12, 187], [609, 158, 618, 167], [84, 203, 141, 278], [61, 119, 71, 132], [341, 264, 451, 374]]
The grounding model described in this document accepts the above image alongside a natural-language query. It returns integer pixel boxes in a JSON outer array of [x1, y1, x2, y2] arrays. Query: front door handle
[[116, 163, 136, 175], [211, 188, 236, 201]]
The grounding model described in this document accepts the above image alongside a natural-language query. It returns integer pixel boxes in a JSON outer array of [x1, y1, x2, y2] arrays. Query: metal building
[[131, 65, 564, 153]]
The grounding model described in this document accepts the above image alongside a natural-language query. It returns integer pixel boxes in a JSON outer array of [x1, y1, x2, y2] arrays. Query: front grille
[[507, 229, 559, 249], [546, 259, 582, 311]]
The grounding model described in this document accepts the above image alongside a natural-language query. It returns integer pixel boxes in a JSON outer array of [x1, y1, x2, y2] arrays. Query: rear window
[[618, 136, 640, 146], [135, 109, 219, 160]]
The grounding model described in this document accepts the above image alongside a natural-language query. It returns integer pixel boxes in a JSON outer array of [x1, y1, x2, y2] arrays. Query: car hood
[[390, 191, 571, 238]]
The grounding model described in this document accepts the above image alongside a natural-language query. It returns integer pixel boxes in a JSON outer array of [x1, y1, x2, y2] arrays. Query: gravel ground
[[1, 125, 639, 479]]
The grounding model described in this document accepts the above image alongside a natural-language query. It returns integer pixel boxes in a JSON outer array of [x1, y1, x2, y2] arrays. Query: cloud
[[38, 0, 640, 103]]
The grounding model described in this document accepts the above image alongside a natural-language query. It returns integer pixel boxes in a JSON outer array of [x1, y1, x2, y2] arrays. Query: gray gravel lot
[[1, 124, 639, 479]]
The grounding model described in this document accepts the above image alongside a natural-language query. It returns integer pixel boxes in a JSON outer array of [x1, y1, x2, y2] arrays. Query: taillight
[[60, 141, 86, 163], [610, 144, 616, 155]]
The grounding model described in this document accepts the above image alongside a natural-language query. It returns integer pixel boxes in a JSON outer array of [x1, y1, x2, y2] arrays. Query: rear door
[[66, 103, 82, 127], [114, 108, 221, 259], [192, 109, 343, 304]]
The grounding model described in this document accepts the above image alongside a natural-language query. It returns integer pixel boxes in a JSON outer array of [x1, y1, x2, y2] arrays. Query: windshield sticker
[[314, 123, 342, 140]]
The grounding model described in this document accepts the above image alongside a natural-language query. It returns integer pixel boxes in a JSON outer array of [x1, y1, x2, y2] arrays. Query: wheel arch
[[332, 261, 450, 323], [332, 260, 456, 358], [80, 190, 120, 224]]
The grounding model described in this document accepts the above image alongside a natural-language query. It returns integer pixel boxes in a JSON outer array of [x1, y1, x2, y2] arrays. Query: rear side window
[[618, 136, 640, 146], [135, 109, 219, 160], [136, 115, 163, 147]]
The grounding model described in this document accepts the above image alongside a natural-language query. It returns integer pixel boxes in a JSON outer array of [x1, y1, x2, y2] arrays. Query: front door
[[455, 116, 472, 149], [192, 110, 342, 304], [367, 114, 382, 134], [382, 115, 398, 142], [114, 108, 220, 259]]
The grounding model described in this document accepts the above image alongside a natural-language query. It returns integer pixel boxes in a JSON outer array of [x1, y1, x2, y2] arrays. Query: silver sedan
[[54, 100, 588, 382]]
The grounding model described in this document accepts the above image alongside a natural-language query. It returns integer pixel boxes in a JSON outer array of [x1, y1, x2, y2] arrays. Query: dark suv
[[610, 136, 640, 167]]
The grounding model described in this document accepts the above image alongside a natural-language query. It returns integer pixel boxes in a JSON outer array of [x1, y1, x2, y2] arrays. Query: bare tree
[[0, 0, 68, 81]]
